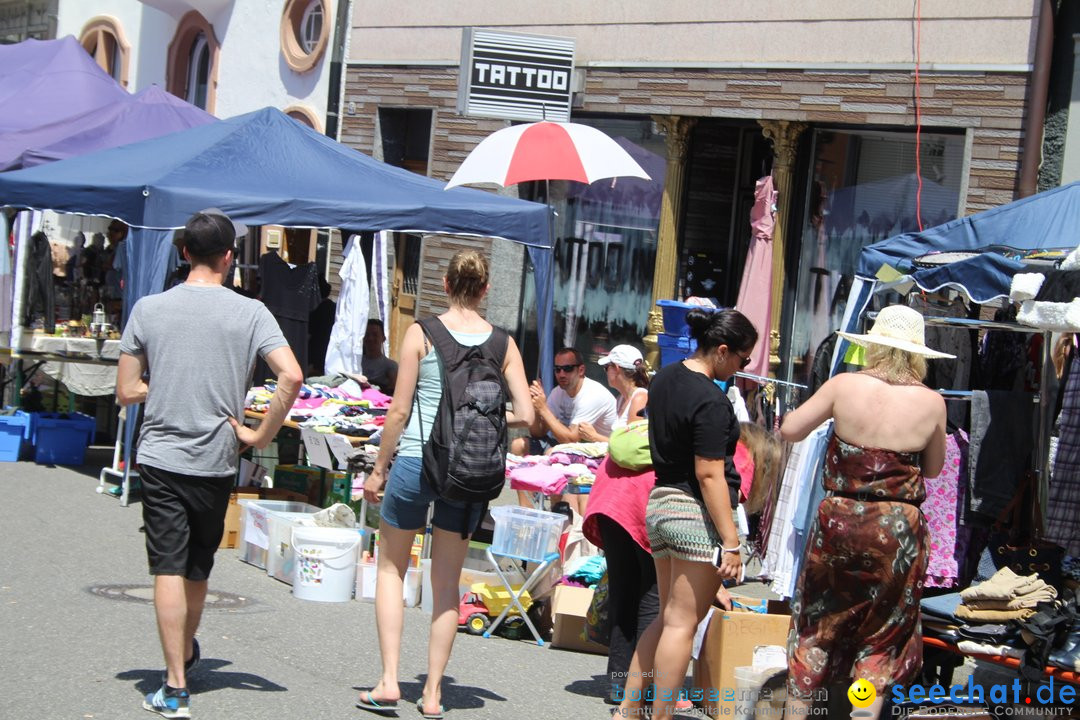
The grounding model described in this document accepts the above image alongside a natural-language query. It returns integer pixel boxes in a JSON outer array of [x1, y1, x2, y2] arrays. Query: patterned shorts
[[645, 486, 723, 562]]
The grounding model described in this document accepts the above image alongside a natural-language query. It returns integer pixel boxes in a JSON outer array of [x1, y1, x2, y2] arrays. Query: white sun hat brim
[[836, 330, 956, 359]]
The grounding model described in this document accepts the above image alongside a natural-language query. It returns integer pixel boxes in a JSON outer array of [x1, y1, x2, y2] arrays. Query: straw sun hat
[[837, 305, 956, 359]]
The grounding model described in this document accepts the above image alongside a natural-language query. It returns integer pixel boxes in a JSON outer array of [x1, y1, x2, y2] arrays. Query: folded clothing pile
[[956, 566, 1058, 621]]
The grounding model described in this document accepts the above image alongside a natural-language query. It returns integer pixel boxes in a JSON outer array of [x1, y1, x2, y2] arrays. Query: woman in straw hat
[[780, 304, 952, 720]]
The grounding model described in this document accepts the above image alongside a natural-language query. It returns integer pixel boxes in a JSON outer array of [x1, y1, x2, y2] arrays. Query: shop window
[[784, 128, 966, 386], [378, 108, 433, 175], [280, 0, 329, 73], [80, 16, 129, 87], [166, 11, 219, 114]]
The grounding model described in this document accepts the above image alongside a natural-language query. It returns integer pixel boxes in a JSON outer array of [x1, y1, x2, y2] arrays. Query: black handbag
[[978, 472, 1065, 589]]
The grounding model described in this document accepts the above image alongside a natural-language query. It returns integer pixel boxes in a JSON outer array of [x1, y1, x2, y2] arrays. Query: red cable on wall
[[914, 0, 924, 231]]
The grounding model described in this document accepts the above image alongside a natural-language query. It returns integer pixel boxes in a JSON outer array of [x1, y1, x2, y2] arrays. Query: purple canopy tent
[[0, 36, 128, 135], [1, 85, 217, 171]]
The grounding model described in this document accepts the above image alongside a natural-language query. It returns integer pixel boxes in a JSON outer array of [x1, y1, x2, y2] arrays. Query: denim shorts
[[380, 455, 483, 534]]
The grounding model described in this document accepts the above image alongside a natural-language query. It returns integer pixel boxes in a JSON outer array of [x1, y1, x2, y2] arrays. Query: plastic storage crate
[[33, 412, 96, 465], [489, 505, 566, 563], [238, 499, 321, 569], [657, 333, 698, 367], [0, 410, 31, 462]]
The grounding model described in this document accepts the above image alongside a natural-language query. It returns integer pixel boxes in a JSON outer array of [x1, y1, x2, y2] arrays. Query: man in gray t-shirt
[[117, 209, 302, 718]]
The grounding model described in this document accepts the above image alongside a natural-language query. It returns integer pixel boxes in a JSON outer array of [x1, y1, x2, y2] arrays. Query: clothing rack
[[735, 371, 807, 389], [937, 389, 1040, 403]]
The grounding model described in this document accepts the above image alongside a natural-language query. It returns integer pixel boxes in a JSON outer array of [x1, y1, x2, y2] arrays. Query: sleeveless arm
[[502, 336, 534, 428], [781, 375, 839, 442]]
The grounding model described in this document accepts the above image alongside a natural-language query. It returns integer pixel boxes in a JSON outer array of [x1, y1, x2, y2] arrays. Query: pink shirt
[[582, 456, 656, 552]]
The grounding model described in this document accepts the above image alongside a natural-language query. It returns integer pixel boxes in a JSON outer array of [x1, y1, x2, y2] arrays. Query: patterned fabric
[[1048, 348, 1080, 556], [644, 486, 722, 562], [923, 431, 971, 588], [788, 435, 928, 696]]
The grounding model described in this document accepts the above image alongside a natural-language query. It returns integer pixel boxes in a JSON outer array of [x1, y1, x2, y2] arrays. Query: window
[[280, 0, 330, 73], [167, 11, 219, 114], [378, 108, 433, 175], [300, 2, 323, 53], [284, 105, 323, 133], [80, 16, 129, 87], [186, 33, 209, 109], [784, 128, 967, 386]]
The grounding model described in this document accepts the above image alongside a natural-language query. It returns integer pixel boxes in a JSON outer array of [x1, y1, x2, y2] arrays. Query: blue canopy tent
[[0, 85, 216, 171], [0, 106, 551, 329], [832, 181, 1080, 373], [0, 36, 128, 134], [0, 107, 553, 492]]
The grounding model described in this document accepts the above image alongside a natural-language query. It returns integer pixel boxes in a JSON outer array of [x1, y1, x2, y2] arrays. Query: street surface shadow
[[563, 673, 609, 700], [351, 675, 505, 712], [118, 658, 287, 695]]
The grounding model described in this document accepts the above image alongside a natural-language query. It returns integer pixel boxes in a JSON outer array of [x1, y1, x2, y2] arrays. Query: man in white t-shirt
[[510, 346, 617, 456]]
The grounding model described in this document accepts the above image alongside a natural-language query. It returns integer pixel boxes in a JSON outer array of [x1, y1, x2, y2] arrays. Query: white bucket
[[291, 526, 362, 602]]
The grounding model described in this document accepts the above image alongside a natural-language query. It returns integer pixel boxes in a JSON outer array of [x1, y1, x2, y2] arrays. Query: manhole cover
[[87, 584, 253, 609]]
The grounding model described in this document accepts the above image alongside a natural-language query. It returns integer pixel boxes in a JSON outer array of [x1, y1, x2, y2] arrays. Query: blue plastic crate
[[0, 411, 30, 462], [33, 412, 96, 466], [657, 333, 697, 367], [656, 299, 722, 337]]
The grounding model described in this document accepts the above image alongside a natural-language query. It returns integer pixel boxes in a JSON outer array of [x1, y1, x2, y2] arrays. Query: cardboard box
[[273, 464, 324, 505], [550, 584, 608, 655], [220, 491, 260, 548], [693, 605, 790, 716]]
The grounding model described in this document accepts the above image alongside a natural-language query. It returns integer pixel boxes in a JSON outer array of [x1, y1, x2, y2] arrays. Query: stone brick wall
[[343, 64, 1030, 213]]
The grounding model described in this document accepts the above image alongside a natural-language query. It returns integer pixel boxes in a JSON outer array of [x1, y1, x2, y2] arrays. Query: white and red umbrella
[[445, 121, 651, 189]]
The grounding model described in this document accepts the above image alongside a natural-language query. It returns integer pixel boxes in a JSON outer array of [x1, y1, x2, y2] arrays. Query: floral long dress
[[787, 435, 929, 697]]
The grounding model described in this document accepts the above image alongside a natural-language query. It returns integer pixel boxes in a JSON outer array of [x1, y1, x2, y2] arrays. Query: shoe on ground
[[160, 638, 200, 685], [143, 684, 190, 719]]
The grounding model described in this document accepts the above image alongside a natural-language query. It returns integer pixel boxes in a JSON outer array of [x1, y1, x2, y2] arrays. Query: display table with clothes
[[244, 377, 391, 441], [243, 410, 371, 447]]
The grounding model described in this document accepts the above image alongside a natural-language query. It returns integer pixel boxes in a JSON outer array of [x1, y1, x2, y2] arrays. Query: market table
[[1, 334, 122, 397], [243, 410, 370, 446], [923, 636, 1080, 686]]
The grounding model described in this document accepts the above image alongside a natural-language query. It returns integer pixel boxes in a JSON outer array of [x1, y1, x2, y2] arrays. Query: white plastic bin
[[357, 562, 423, 607], [291, 526, 362, 602], [266, 512, 318, 584], [356, 561, 377, 602], [489, 505, 565, 562], [238, 499, 320, 569], [403, 567, 422, 607], [733, 666, 786, 720]]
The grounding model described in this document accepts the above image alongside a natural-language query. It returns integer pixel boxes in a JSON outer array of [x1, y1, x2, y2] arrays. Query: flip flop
[[356, 690, 399, 714], [415, 698, 446, 719]]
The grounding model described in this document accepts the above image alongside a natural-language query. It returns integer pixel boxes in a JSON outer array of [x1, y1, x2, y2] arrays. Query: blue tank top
[[397, 328, 492, 457]]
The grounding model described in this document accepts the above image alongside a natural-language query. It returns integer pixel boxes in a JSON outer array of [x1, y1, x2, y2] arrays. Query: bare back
[[782, 371, 948, 477], [832, 373, 942, 452]]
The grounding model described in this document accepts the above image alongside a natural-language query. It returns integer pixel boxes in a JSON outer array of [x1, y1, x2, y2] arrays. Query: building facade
[[342, 1, 1041, 386]]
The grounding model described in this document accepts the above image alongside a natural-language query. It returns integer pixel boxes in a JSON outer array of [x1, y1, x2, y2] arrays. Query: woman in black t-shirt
[[617, 308, 758, 720]]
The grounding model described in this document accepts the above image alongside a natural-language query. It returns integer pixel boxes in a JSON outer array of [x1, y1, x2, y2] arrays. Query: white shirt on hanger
[[325, 235, 370, 376]]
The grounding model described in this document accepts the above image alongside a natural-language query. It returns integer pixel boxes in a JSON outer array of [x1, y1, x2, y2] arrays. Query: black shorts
[[140, 465, 234, 581]]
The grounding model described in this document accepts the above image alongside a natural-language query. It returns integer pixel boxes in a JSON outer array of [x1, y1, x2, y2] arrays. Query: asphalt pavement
[[0, 449, 617, 720]]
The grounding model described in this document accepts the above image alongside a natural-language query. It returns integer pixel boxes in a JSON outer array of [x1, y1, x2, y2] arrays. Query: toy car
[[458, 582, 533, 639]]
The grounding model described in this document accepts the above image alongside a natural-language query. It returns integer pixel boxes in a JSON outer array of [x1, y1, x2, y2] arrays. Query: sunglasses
[[554, 363, 581, 374], [734, 350, 752, 369]]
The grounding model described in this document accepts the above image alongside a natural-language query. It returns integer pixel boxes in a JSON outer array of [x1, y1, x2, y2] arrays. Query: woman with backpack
[[359, 249, 533, 719]]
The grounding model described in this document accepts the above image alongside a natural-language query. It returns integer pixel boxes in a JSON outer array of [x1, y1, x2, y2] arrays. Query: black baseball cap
[[175, 208, 247, 257]]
